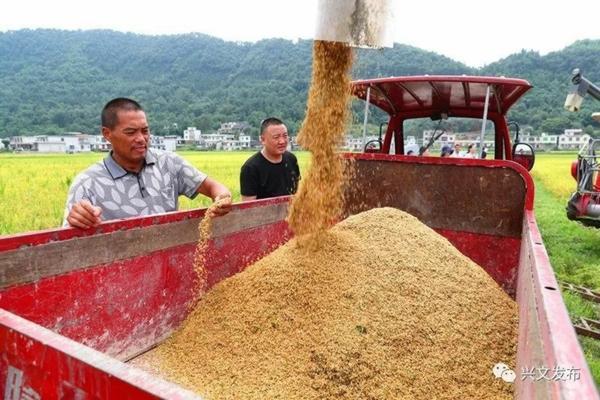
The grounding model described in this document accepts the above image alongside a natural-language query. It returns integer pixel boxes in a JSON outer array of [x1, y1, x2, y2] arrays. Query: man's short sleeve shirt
[[63, 149, 207, 225]]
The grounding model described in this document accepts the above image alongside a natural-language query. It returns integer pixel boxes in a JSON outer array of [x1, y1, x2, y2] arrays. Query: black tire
[[578, 218, 600, 228], [566, 192, 580, 221]]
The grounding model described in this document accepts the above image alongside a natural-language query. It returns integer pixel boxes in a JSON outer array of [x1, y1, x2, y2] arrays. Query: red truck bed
[[0, 155, 597, 399]]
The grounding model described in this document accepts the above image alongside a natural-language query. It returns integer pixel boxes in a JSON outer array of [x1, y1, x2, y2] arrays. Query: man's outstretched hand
[[67, 200, 102, 229], [210, 193, 232, 217]]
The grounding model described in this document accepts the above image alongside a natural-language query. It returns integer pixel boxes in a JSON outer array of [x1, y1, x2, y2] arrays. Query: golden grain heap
[[131, 40, 518, 399], [287, 40, 354, 238], [133, 207, 517, 399]]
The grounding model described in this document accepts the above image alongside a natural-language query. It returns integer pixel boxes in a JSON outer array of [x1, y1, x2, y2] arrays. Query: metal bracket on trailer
[[560, 281, 600, 303], [559, 281, 600, 340], [573, 317, 600, 340]]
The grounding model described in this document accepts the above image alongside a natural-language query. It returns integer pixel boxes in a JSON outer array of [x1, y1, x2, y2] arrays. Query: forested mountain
[[0, 29, 598, 138]]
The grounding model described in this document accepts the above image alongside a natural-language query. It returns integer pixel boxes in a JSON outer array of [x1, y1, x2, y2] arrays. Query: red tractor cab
[[351, 75, 536, 168]]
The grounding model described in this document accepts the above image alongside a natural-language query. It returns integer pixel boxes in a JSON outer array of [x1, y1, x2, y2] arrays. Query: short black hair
[[101, 98, 143, 129], [260, 117, 284, 136]]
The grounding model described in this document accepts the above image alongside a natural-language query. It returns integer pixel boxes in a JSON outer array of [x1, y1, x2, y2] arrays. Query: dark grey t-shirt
[[63, 149, 207, 225]]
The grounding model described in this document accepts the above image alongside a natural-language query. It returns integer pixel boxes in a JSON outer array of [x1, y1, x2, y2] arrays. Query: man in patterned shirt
[[64, 98, 232, 229]]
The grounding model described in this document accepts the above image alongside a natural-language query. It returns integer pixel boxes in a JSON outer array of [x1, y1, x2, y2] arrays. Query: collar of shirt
[[103, 150, 157, 180]]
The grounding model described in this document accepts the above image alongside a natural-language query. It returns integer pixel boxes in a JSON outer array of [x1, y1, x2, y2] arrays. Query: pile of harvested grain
[[288, 40, 354, 238], [133, 207, 517, 399]]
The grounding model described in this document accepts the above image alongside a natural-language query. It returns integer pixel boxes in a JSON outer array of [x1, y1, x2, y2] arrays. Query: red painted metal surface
[[0, 309, 200, 400], [435, 228, 521, 297], [0, 199, 292, 398], [351, 76, 529, 160], [351, 75, 532, 117], [0, 168, 597, 398], [0, 196, 287, 253], [0, 220, 290, 360], [344, 152, 535, 211], [516, 211, 598, 399]]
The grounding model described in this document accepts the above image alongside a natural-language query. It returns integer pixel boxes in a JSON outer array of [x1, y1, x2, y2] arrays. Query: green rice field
[[0, 151, 310, 233]]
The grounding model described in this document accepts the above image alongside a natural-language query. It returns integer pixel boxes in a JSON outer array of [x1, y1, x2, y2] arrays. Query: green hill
[[0, 29, 598, 138]]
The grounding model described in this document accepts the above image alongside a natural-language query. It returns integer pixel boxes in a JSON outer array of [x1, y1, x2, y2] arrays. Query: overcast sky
[[1, 0, 599, 67]]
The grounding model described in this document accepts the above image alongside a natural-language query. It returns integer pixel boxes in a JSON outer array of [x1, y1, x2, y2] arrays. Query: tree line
[[0, 29, 598, 139]]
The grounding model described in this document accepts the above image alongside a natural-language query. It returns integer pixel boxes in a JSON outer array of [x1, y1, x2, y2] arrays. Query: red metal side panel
[[435, 229, 521, 297], [343, 153, 534, 211], [0, 309, 200, 400], [516, 211, 598, 399], [0, 246, 195, 358], [0, 220, 290, 360]]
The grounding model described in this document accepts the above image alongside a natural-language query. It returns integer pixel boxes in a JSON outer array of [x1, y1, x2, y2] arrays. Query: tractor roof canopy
[[350, 76, 533, 160], [351, 76, 532, 118]]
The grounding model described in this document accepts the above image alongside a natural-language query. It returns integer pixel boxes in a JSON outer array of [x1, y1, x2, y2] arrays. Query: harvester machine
[[564, 68, 600, 226]]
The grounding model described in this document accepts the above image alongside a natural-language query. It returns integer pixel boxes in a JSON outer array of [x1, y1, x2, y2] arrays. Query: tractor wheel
[[566, 192, 580, 221], [578, 218, 600, 228], [566, 192, 600, 228]]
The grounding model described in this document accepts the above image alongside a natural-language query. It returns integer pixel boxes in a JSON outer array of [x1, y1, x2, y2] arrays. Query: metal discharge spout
[[315, 0, 394, 48]]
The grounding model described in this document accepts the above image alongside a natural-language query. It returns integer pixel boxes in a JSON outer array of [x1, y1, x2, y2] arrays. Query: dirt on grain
[[132, 207, 517, 400]]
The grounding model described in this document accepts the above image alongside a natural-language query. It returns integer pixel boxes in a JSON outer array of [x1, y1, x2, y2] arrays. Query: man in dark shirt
[[240, 117, 300, 200]]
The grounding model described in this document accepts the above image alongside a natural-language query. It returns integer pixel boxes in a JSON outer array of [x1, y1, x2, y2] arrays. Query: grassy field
[[0, 150, 599, 384]]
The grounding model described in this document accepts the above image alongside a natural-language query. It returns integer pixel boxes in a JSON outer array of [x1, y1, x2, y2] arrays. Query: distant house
[[521, 132, 558, 150], [422, 130, 456, 147], [558, 129, 591, 150], [10, 134, 87, 153], [197, 133, 234, 150], [35, 134, 92, 153], [344, 135, 379, 152], [90, 135, 111, 152], [239, 134, 252, 149], [10, 134, 97, 153], [183, 127, 202, 143], [218, 122, 250, 135], [163, 136, 178, 152], [150, 135, 178, 152], [222, 139, 242, 151], [9, 136, 37, 151], [421, 130, 494, 153], [150, 136, 165, 151], [35, 136, 69, 153], [521, 129, 591, 150]]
